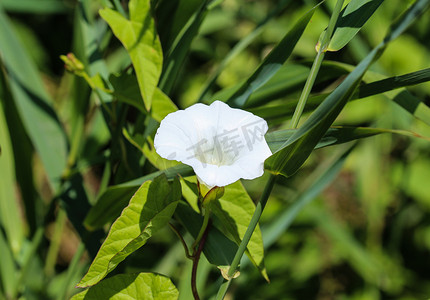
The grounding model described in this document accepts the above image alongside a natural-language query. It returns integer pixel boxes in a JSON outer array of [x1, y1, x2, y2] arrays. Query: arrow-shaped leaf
[[100, 0, 162, 110], [77, 174, 181, 287]]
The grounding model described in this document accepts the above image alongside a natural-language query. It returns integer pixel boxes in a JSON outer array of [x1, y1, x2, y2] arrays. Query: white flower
[[154, 101, 272, 187]]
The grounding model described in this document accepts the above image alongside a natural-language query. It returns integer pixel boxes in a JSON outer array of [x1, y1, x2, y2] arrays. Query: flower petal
[[154, 100, 272, 187]]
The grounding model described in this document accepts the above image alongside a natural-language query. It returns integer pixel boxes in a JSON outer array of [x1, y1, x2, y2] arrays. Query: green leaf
[[84, 164, 193, 230], [122, 127, 179, 170], [151, 88, 178, 122], [209, 181, 268, 281], [109, 72, 146, 113], [390, 90, 430, 126], [0, 231, 17, 299], [265, 0, 430, 177], [0, 72, 24, 255], [227, 5, 317, 108], [100, 0, 163, 110], [72, 273, 179, 300], [0, 8, 68, 192], [316, 0, 384, 52], [77, 175, 181, 287], [180, 177, 200, 213]]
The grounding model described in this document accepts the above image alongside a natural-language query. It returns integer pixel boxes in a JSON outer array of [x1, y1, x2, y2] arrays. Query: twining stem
[[192, 220, 211, 300], [290, 0, 345, 129], [192, 209, 211, 250], [215, 174, 276, 300]]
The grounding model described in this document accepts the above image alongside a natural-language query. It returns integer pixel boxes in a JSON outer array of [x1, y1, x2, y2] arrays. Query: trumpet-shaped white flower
[[154, 101, 272, 187]]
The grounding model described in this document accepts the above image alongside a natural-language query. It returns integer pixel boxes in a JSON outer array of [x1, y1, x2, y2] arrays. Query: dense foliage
[[1, 0, 430, 299]]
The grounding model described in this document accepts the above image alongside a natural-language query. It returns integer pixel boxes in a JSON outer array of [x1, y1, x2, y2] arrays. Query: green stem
[[192, 209, 211, 251], [289, 0, 344, 129], [215, 174, 276, 300]]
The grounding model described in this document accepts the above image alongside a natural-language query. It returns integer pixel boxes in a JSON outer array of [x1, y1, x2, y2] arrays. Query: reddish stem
[[191, 221, 211, 300]]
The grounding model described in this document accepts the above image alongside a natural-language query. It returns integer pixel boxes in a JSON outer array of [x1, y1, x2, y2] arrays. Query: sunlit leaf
[[84, 165, 193, 229], [77, 175, 181, 287], [73, 273, 179, 300], [100, 0, 163, 110]]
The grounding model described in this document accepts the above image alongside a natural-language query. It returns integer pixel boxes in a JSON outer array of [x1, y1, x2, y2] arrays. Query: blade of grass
[[197, 0, 293, 102], [250, 67, 430, 123], [226, 4, 319, 108], [0, 70, 25, 255], [0, 230, 17, 299], [316, 0, 384, 52], [266, 0, 430, 177], [159, 0, 211, 95], [0, 8, 68, 192]]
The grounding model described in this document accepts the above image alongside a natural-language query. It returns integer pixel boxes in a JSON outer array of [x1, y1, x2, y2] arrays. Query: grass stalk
[[215, 174, 276, 300], [290, 0, 344, 129]]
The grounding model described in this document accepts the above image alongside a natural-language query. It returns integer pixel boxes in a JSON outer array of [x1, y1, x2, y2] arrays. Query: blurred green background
[[1, 0, 430, 299]]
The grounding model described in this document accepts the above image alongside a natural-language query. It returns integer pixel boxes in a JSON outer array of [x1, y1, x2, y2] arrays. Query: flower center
[[191, 131, 243, 167]]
